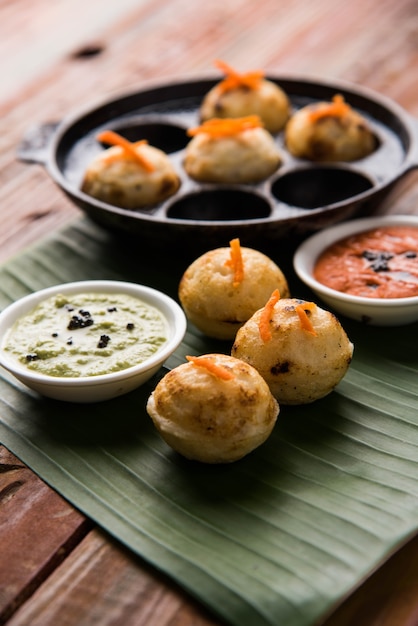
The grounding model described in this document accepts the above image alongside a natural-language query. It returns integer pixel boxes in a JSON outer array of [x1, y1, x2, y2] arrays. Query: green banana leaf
[[0, 218, 417, 626]]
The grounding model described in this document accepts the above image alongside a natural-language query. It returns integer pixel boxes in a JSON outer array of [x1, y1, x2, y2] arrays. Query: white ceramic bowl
[[293, 215, 418, 326], [0, 280, 187, 402]]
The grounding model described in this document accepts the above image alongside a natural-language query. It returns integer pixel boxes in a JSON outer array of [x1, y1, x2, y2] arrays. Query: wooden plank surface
[[1, 0, 418, 624], [0, 449, 91, 623], [5, 526, 219, 626]]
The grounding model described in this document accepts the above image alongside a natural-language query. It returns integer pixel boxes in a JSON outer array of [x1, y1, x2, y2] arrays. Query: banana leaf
[[0, 218, 417, 626]]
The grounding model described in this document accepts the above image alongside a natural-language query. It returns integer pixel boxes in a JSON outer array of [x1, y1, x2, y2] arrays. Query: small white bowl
[[0, 280, 186, 402], [293, 215, 418, 326]]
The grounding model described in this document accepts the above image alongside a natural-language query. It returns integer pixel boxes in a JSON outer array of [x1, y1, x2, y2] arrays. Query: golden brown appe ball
[[285, 94, 377, 162], [81, 130, 181, 209], [178, 240, 290, 340], [200, 60, 290, 134], [146, 354, 279, 463], [184, 116, 282, 184], [231, 295, 353, 405]]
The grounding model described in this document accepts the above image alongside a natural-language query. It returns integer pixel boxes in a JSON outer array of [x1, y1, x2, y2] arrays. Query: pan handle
[[403, 112, 418, 172], [16, 122, 59, 165]]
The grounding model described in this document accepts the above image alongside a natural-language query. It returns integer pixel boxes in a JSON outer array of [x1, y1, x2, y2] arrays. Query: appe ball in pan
[[232, 296, 353, 405], [81, 130, 181, 210], [146, 354, 279, 464], [183, 116, 282, 184], [285, 94, 377, 162], [178, 241, 290, 340], [200, 76, 290, 134], [200, 59, 290, 134]]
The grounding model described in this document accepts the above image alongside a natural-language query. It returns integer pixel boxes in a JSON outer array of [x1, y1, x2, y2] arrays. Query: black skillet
[[18, 75, 418, 252]]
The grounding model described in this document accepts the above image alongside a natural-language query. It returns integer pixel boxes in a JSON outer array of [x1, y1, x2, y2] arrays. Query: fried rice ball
[[285, 94, 377, 162], [183, 117, 282, 184], [231, 297, 353, 405], [178, 242, 290, 340], [146, 354, 279, 463], [81, 131, 181, 210]]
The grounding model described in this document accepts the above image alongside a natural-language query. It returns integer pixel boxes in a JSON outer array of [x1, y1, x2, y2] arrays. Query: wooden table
[[1, 1, 418, 624]]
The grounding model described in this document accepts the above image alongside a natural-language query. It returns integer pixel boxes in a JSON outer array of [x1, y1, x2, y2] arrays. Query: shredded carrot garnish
[[214, 59, 264, 94], [187, 115, 262, 139], [97, 130, 155, 172], [186, 355, 234, 380], [308, 94, 352, 123], [296, 302, 317, 336], [225, 238, 244, 287], [258, 289, 280, 343]]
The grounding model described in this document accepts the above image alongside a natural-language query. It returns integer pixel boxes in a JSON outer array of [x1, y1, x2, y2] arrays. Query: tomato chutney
[[313, 225, 418, 298]]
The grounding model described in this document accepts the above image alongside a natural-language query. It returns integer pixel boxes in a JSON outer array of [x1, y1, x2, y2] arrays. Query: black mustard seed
[[97, 334, 110, 349]]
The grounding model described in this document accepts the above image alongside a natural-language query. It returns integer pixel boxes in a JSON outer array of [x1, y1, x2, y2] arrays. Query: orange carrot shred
[[258, 289, 280, 343], [186, 355, 234, 380], [296, 302, 317, 336], [187, 115, 263, 138], [214, 59, 264, 94], [225, 238, 244, 287], [97, 130, 155, 172], [308, 94, 351, 123]]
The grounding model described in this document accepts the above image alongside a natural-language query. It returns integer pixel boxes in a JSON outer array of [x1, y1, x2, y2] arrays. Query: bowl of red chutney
[[293, 215, 418, 325]]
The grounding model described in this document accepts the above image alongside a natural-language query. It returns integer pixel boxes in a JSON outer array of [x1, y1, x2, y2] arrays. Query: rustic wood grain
[[1, 0, 418, 624], [0, 449, 92, 624], [5, 528, 219, 626]]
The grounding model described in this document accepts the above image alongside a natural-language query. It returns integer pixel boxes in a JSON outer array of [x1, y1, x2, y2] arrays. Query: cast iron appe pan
[[18, 75, 418, 251]]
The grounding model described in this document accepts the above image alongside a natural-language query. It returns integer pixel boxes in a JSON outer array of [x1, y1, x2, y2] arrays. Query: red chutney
[[313, 225, 418, 298]]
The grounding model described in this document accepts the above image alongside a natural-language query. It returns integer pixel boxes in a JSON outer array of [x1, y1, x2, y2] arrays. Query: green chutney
[[4, 292, 168, 377]]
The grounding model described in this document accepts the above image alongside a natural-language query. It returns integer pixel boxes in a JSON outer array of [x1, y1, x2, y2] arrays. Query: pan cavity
[[167, 189, 271, 222], [101, 122, 189, 154], [271, 167, 373, 209]]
